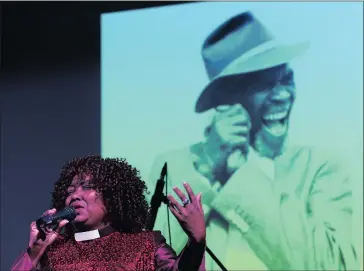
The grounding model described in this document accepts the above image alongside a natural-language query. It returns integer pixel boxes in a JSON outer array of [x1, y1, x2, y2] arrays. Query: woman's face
[[65, 174, 107, 231]]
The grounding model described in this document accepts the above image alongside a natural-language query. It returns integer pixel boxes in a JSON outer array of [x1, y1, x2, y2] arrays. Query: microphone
[[36, 206, 77, 228], [147, 162, 168, 230], [161, 162, 167, 177], [151, 162, 169, 205]]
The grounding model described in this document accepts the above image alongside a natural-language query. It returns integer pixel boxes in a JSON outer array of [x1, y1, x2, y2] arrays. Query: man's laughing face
[[224, 63, 296, 156]]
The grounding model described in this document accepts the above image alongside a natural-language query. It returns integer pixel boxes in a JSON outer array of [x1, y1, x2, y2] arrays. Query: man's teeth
[[263, 111, 288, 121]]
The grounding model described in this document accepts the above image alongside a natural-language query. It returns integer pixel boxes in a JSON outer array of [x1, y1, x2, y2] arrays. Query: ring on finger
[[182, 198, 190, 207]]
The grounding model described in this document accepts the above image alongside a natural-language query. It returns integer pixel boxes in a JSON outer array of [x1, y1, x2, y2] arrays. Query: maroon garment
[[11, 231, 206, 271]]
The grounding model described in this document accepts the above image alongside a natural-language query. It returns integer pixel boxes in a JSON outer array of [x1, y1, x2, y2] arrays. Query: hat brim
[[195, 41, 309, 113]]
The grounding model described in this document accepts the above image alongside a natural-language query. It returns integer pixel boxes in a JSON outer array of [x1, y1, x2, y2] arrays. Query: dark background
[[0, 2, 187, 269]]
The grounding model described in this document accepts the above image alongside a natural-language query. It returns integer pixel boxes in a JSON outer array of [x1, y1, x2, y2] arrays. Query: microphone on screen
[[36, 206, 77, 228]]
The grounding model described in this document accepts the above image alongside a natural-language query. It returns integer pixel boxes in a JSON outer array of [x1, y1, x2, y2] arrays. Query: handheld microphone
[[36, 206, 77, 228]]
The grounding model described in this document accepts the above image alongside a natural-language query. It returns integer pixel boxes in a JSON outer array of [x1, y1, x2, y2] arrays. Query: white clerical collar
[[74, 224, 115, 242], [74, 229, 100, 242]]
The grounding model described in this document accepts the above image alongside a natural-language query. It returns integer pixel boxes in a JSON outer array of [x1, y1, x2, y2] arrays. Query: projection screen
[[101, 2, 363, 270]]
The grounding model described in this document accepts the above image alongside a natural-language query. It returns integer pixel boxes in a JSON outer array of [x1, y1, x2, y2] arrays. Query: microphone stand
[[148, 165, 228, 271], [147, 163, 169, 231]]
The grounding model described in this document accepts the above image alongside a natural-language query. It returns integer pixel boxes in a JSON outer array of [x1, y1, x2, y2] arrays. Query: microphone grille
[[65, 206, 77, 221]]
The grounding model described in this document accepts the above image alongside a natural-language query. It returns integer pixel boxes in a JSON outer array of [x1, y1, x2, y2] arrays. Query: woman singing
[[12, 155, 206, 271]]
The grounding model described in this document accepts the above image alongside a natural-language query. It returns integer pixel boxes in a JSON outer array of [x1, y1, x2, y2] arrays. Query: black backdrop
[[0, 2, 187, 269]]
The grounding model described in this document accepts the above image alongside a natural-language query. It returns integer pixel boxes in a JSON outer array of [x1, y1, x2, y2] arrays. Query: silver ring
[[182, 198, 190, 206]]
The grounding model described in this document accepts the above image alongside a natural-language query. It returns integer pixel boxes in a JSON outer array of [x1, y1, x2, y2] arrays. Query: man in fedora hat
[[148, 12, 358, 270]]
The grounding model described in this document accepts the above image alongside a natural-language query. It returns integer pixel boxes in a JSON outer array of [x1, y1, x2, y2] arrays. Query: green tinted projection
[[101, 2, 363, 270]]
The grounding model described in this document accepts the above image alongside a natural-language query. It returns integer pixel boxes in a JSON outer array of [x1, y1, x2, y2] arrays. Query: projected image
[[102, 2, 363, 270]]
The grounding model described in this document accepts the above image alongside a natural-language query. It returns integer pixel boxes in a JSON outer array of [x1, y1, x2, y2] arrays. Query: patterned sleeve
[[153, 231, 206, 271]]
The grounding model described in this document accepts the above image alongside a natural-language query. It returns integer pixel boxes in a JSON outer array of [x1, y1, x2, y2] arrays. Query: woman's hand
[[28, 209, 69, 267], [167, 182, 206, 243]]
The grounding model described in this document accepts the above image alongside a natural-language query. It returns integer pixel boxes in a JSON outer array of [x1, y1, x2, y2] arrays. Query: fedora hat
[[195, 12, 309, 113]]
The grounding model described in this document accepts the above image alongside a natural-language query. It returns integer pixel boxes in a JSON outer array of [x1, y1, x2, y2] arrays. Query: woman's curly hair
[[51, 155, 151, 234]]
